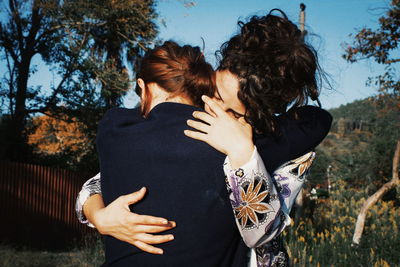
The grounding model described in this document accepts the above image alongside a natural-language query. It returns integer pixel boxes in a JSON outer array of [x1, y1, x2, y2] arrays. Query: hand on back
[[87, 188, 176, 255]]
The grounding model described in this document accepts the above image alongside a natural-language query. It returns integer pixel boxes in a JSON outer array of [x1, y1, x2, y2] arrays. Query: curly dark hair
[[217, 9, 321, 134]]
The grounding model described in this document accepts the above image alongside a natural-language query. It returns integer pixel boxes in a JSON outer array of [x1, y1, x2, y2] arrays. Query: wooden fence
[[0, 161, 96, 249]]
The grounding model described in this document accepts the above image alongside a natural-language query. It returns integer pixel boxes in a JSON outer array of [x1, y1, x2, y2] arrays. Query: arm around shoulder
[[286, 105, 332, 157]]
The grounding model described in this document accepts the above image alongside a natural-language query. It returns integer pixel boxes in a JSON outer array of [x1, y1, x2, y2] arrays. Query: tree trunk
[[352, 140, 400, 245], [6, 0, 42, 161], [8, 58, 32, 161]]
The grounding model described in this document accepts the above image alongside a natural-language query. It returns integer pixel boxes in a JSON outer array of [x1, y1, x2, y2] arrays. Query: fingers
[[202, 95, 225, 117], [187, 119, 210, 133], [238, 117, 251, 129], [135, 233, 174, 245], [192, 111, 215, 124], [183, 129, 208, 142], [132, 240, 164, 255], [124, 187, 147, 205], [134, 223, 176, 234], [204, 102, 217, 117], [131, 214, 170, 225], [238, 117, 246, 124]]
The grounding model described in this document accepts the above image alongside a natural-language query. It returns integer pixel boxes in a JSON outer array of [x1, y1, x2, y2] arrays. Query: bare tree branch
[[352, 140, 400, 245], [116, 30, 147, 51]]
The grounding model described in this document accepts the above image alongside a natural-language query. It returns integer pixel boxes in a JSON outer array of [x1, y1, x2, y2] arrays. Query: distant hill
[[307, 96, 399, 189]]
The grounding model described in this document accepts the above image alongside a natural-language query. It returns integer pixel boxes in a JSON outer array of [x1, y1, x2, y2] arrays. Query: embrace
[[75, 9, 332, 267]]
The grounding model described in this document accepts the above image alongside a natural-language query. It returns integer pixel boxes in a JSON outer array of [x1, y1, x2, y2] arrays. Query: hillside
[[307, 96, 399, 190]]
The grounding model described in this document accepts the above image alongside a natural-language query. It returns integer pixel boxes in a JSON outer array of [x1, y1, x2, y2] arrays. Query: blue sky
[[3, 0, 391, 110], [152, 0, 389, 109]]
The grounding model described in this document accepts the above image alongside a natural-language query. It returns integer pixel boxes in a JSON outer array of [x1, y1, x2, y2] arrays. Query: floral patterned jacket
[[76, 147, 315, 267]]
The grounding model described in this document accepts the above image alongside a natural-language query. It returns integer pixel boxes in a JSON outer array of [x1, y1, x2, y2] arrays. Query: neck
[[143, 93, 193, 117], [149, 96, 193, 111], [140, 82, 194, 116]]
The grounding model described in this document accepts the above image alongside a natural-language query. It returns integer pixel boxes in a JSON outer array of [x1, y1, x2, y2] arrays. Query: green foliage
[[57, 0, 158, 107], [343, 0, 400, 96], [329, 99, 378, 130], [305, 147, 331, 187], [316, 97, 399, 189], [0, 0, 158, 168], [285, 181, 400, 267]]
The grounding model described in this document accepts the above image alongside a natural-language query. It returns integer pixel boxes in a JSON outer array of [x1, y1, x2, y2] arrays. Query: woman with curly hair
[[184, 10, 327, 266], [77, 9, 331, 267]]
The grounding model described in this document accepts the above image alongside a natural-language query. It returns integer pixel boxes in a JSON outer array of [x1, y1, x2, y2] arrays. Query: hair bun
[[136, 41, 217, 115]]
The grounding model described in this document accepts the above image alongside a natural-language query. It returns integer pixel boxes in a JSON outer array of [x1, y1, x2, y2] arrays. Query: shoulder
[[278, 105, 332, 134], [293, 105, 332, 124], [100, 107, 141, 125], [97, 107, 142, 137], [101, 107, 140, 120], [278, 105, 332, 158]]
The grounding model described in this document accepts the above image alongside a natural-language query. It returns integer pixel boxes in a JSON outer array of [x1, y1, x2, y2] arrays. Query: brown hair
[[135, 41, 217, 116]]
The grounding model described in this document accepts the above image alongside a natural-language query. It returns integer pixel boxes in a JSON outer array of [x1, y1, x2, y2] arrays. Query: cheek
[[224, 88, 244, 113], [233, 97, 246, 114]]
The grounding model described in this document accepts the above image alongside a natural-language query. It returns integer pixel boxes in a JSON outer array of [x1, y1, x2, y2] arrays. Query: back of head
[[136, 41, 217, 116], [217, 9, 321, 134]]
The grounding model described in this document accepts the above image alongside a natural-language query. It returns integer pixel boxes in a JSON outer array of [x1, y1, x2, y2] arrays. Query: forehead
[[216, 70, 240, 92], [215, 70, 246, 114]]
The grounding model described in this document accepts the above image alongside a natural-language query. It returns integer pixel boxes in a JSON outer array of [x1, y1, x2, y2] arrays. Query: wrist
[[227, 141, 254, 169], [83, 194, 106, 233], [91, 208, 107, 234]]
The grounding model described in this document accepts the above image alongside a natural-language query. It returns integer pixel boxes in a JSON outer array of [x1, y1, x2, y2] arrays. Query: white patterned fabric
[[224, 148, 315, 267], [75, 172, 101, 228]]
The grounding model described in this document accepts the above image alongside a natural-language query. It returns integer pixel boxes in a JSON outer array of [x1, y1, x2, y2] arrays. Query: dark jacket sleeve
[[255, 105, 332, 173], [284, 105, 332, 158]]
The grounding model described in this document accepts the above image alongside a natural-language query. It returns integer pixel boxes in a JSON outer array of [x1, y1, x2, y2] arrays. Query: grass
[[0, 235, 104, 267]]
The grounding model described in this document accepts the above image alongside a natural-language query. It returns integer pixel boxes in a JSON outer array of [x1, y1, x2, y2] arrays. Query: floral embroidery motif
[[288, 152, 315, 179], [228, 173, 245, 208], [235, 168, 244, 177], [234, 174, 274, 229], [272, 152, 316, 201]]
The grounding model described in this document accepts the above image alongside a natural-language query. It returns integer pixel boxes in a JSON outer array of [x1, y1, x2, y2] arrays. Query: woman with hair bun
[[77, 10, 332, 267], [95, 40, 250, 266]]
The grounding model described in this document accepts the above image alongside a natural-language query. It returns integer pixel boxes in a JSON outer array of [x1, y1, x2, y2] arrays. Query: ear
[[137, 78, 146, 100]]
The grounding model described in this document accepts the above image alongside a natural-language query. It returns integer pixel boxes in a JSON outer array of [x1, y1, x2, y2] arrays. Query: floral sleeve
[[223, 147, 315, 248], [75, 173, 102, 228], [224, 147, 281, 248], [254, 152, 315, 267]]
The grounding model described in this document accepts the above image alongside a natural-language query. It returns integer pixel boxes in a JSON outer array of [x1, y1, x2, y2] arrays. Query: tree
[[61, 0, 158, 108], [27, 113, 91, 169], [0, 0, 63, 160], [343, 0, 399, 98], [0, 0, 158, 163], [343, 0, 400, 245], [352, 141, 399, 245]]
